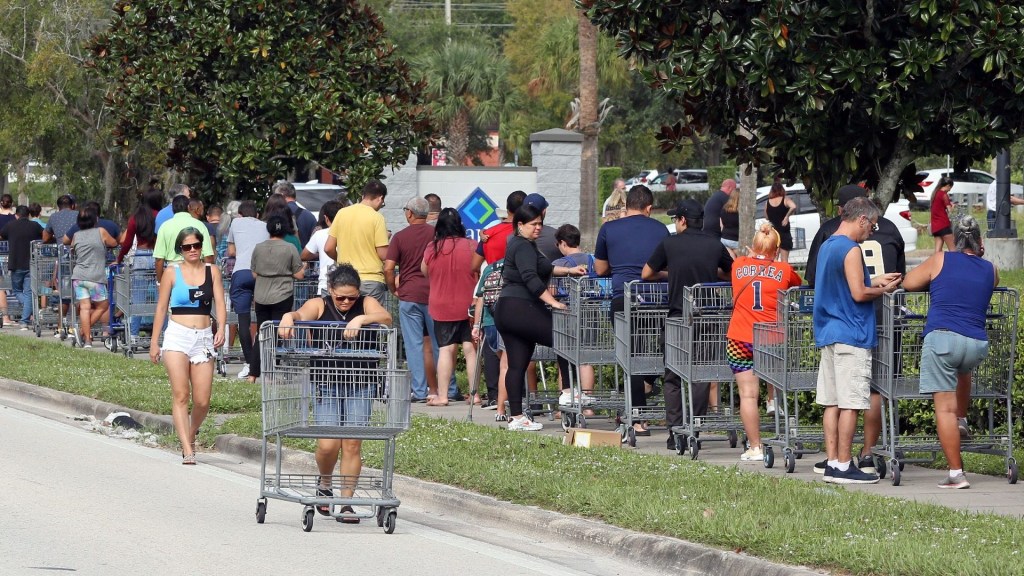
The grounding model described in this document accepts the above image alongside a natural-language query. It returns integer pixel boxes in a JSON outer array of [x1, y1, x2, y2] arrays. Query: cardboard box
[[563, 428, 622, 448]]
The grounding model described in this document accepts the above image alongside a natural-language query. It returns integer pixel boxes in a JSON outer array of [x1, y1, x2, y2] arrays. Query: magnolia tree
[[90, 0, 431, 197], [580, 0, 1024, 213]]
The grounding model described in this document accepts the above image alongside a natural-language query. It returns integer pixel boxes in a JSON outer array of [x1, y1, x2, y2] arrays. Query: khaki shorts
[[816, 343, 872, 410]]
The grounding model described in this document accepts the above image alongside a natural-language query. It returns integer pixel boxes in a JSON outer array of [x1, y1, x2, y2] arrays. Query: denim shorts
[[162, 319, 215, 364], [920, 330, 989, 394], [483, 324, 505, 353], [313, 381, 374, 426], [72, 280, 108, 303]]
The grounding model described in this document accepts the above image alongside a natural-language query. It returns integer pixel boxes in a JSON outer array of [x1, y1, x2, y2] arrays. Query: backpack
[[481, 260, 505, 310]]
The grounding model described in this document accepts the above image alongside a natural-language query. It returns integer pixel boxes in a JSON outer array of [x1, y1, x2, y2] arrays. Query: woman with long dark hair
[[764, 182, 797, 263], [264, 193, 302, 254], [421, 208, 478, 405], [118, 188, 164, 339]]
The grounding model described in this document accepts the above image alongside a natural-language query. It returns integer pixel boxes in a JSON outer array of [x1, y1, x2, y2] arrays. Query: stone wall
[[530, 128, 583, 230]]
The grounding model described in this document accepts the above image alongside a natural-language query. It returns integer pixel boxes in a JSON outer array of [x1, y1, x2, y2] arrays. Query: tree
[[90, 0, 431, 198], [577, 12, 599, 244], [580, 1, 1024, 215]]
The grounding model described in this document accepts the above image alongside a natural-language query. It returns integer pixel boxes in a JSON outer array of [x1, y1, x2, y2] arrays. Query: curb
[[2, 378, 822, 576]]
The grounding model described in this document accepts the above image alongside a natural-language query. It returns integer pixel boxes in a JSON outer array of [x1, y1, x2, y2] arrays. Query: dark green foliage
[[706, 164, 737, 198], [597, 166, 622, 212]]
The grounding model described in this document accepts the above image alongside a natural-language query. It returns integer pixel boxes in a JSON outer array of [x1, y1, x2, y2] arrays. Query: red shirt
[[385, 223, 434, 304], [423, 237, 478, 321], [481, 222, 513, 264], [726, 255, 802, 343], [930, 188, 952, 233]]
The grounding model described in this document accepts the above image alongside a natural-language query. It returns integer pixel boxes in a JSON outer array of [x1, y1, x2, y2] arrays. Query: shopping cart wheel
[[874, 456, 887, 481], [674, 434, 686, 456], [376, 507, 385, 527], [125, 348, 134, 359], [890, 460, 901, 486], [383, 509, 398, 534], [688, 436, 699, 460], [1008, 459, 1019, 485], [34, 323, 41, 337], [561, 413, 575, 432], [763, 446, 774, 469], [728, 430, 738, 449], [783, 449, 796, 473], [625, 426, 636, 447], [793, 442, 803, 459], [255, 500, 267, 524], [301, 506, 315, 532], [105, 336, 117, 353], [577, 414, 588, 429]]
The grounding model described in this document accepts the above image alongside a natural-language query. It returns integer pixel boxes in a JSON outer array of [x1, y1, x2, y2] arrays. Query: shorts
[[483, 324, 505, 353], [229, 269, 255, 313], [435, 319, 472, 347], [932, 226, 952, 237], [919, 330, 989, 394], [72, 280, 108, 303], [162, 319, 216, 364], [721, 238, 739, 250], [815, 343, 872, 410], [313, 382, 374, 426], [726, 338, 754, 374]]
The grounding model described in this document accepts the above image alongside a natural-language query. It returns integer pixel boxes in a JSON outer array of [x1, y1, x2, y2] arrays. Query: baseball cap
[[667, 199, 704, 220], [837, 184, 868, 207], [523, 193, 549, 211]]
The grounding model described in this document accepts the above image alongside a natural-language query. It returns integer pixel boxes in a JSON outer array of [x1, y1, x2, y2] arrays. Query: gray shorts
[[360, 281, 387, 304], [919, 330, 989, 394], [816, 343, 872, 410]]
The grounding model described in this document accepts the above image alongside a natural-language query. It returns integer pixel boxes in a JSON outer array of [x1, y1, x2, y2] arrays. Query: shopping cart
[[551, 277, 622, 430], [292, 262, 321, 311], [753, 287, 826, 472], [30, 241, 62, 337], [524, 277, 572, 421], [872, 288, 1019, 485], [665, 283, 741, 459], [255, 321, 411, 533], [113, 264, 159, 357], [613, 281, 669, 445]]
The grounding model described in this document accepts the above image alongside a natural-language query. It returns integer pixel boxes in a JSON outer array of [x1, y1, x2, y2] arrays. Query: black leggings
[[248, 297, 293, 378], [493, 297, 570, 418], [238, 312, 254, 365]]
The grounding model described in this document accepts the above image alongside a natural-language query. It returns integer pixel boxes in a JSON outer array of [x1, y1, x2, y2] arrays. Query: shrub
[[597, 167, 622, 214]]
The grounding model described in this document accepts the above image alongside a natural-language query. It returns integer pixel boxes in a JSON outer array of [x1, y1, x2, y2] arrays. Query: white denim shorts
[[163, 319, 216, 364]]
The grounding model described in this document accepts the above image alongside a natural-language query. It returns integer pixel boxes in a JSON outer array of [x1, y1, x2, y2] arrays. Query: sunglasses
[[180, 242, 202, 252], [332, 294, 359, 303]]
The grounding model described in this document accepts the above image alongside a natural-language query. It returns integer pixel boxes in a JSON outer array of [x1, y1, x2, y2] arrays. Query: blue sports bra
[[170, 264, 214, 316]]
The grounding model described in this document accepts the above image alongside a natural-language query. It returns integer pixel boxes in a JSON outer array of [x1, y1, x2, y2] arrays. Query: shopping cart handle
[[275, 320, 387, 329]]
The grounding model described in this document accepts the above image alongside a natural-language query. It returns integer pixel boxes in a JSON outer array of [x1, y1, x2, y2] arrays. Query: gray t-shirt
[[536, 225, 561, 264], [227, 217, 269, 271], [71, 228, 107, 283], [45, 209, 79, 242], [251, 239, 302, 305]]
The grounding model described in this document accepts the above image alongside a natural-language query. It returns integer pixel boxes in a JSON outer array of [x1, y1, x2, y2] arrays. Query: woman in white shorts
[[150, 227, 227, 465]]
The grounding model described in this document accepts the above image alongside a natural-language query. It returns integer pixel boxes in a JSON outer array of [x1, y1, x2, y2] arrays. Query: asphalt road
[[0, 399, 648, 576]]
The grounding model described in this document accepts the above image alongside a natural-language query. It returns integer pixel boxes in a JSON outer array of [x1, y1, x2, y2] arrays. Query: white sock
[[835, 460, 851, 472], [949, 468, 963, 477], [827, 459, 840, 469]]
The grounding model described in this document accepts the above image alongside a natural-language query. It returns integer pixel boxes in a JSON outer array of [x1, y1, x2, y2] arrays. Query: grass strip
[[0, 334, 260, 414]]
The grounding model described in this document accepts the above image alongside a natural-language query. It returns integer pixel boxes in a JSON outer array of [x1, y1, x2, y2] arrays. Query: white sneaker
[[558, 391, 596, 406], [508, 415, 543, 431], [740, 448, 763, 462], [558, 391, 573, 406], [765, 400, 775, 416], [237, 364, 250, 379], [578, 391, 596, 405], [82, 343, 93, 349]]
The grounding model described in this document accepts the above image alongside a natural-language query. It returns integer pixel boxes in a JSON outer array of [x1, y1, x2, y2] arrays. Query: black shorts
[[932, 226, 952, 238], [434, 319, 472, 347]]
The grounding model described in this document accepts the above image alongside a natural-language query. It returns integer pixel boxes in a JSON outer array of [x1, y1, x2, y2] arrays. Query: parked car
[[915, 168, 1024, 206], [624, 169, 658, 187], [648, 169, 709, 194]]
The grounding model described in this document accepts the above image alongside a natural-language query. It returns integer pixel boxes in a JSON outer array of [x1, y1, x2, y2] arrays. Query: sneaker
[[857, 455, 877, 475], [578, 391, 595, 405], [558, 391, 573, 406], [830, 465, 879, 485], [958, 418, 971, 440], [19, 324, 29, 331], [482, 400, 498, 410], [507, 415, 542, 431], [823, 465, 836, 483], [236, 364, 250, 379], [765, 400, 775, 416], [740, 448, 763, 462], [813, 459, 827, 474], [495, 413, 508, 422], [938, 473, 970, 489], [82, 343, 93, 349]]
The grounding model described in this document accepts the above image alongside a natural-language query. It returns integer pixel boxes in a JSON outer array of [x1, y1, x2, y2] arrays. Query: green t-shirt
[[153, 212, 215, 262], [474, 260, 500, 328]]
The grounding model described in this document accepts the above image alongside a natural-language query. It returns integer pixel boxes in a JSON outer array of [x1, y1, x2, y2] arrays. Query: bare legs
[[76, 298, 108, 345], [736, 370, 761, 448], [316, 438, 363, 498], [933, 233, 954, 253], [823, 405, 860, 463], [165, 352, 213, 458]]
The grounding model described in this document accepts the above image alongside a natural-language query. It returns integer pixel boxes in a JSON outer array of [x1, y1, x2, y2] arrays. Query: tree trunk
[[447, 110, 470, 166], [875, 138, 914, 213], [100, 150, 116, 212], [578, 11, 599, 248], [738, 163, 756, 253]]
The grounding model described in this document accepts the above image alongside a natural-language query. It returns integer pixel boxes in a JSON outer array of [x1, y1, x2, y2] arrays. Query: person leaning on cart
[[149, 226, 227, 465], [278, 263, 392, 523], [902, 215, 997, 490]]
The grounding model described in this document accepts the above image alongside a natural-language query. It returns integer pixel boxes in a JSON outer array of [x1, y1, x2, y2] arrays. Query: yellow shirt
[[328, 202, 388, 283]]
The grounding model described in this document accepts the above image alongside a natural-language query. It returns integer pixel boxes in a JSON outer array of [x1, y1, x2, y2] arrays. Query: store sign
[[457, 187, 500, 241]]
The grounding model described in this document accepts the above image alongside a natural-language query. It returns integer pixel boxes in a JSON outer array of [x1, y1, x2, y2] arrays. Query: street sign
[[457, 187, 500, 241]]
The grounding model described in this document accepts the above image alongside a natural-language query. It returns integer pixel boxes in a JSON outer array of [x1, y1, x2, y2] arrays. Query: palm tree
[[578, 12, 599, 245], [418, 41, 511, 166]]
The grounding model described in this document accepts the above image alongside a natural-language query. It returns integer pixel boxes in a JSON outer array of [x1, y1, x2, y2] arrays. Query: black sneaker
[[857, 455, 877, 475], [831, 465, 880, 485], [666, 436, 676, 451], [813, 459, 827, 474]]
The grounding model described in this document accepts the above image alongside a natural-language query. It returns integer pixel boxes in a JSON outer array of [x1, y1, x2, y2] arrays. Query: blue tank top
[[924, 252, 994, 341], [170, 264, 214, 315], [813, 235, 876, 349]]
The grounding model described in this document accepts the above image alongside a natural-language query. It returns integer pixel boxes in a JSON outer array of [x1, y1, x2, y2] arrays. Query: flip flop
[[336, 505, 360, 524], [316, 487, 333, 516]]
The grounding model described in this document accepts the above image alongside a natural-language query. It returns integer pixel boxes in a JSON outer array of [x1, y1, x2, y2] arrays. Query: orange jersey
[[727, 256, 802, 342]]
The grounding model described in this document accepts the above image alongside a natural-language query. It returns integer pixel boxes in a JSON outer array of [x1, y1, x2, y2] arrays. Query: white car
[[915, 168, 1024, 206], [648, 169, 709, 194], [625, 169, 658, 187], [751, 184, 917, 265]]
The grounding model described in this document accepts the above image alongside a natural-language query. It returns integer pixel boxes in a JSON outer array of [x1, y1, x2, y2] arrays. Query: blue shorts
[[313, 382, 374, 426], [920, 330, 989, 394], [483, 325, 504, 353]]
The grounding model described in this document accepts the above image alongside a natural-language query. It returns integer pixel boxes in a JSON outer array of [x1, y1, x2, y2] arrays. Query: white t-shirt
[[986, 180, 997, 212], [304, 228, 335, 293]]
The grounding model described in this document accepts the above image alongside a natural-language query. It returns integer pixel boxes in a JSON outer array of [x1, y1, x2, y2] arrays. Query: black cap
[[837, 184, 868, 207], [667, 199, 704, 220]]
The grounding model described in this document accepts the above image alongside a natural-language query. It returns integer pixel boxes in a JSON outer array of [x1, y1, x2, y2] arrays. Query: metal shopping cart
[[523, 277, 572, 421], [551, 277, 622, 431], [292, 262, 321, 311], [613, 281, 669, 446], [665, 283, 742, 459], [255, 321, 411, 533], [30, 241, 62, 337], [872, 288, 1019, 485], [113, 263, 159, 357]]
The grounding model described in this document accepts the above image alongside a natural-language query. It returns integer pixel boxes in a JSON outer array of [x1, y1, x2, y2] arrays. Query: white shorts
[[815, 343, 872, 410], [163, 319, 216, 364]]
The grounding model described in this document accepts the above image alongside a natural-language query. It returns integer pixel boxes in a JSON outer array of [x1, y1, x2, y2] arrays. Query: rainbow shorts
[[727, 338, 754, 374]]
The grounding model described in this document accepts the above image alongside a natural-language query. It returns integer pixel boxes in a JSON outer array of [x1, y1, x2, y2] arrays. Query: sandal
[[182, 453, 196, 465], [316, 487, 334, 517], [336, 505, 360, 524]]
